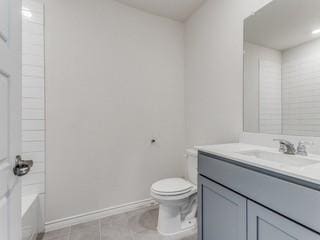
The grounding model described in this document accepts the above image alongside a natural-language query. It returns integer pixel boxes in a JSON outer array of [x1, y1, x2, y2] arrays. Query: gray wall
[[45, 0, 274, 223], [184, 0, 272, 147], [45, 0, 185, 222]]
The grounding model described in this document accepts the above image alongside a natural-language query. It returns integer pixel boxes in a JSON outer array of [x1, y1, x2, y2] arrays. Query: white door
[[0, 0, 22, 239]]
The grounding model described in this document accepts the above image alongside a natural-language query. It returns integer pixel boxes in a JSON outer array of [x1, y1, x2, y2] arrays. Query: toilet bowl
[[150, 149, 198, 236]]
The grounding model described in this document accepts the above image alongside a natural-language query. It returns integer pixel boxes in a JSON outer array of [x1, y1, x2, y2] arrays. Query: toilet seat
[[151, 178, 193, 196]]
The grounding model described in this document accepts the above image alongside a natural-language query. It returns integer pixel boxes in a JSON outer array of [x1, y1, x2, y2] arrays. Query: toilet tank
[[186, 148, 198, 185]]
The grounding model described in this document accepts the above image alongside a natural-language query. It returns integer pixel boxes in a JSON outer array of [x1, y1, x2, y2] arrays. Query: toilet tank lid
[[186, 148, 198, 157]]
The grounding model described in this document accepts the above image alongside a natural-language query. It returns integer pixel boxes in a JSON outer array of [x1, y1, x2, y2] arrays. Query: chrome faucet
[[273, 139, 296, 155]]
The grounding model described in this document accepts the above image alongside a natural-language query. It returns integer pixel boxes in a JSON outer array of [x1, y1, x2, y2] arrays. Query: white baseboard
[[45, 198, 157, 232]]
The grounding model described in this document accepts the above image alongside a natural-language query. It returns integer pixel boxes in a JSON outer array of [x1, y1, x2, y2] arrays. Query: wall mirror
[[243, 0, 320, 136]]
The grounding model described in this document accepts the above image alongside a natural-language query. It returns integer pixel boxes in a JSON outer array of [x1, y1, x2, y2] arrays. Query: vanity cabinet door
[[198, 176, 246, 240], [248, 201, 320, 240]]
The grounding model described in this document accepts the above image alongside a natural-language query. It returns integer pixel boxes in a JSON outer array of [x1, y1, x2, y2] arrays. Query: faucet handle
[[297, 141, 313, 156]]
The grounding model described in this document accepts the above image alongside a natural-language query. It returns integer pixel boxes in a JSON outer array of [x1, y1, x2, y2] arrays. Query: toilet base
[[157, 204, 197, 236], [181, 217, 197, 232]]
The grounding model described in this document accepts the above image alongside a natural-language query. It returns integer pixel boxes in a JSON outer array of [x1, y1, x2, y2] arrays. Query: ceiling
[[115, 0, 205, 21], [245, 0, 320, 51]]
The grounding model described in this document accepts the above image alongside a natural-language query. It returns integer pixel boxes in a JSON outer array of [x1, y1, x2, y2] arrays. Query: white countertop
[[196, 143, 320, 188]]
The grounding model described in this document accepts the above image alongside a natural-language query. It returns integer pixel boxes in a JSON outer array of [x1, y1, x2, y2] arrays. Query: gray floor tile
[[128, 208, 158, 233], [70, 230, 100, 240], [131, 230, 162, 240], [71, 220, 99, 233], [40, 206, 197, 240], [70, 220, 100, 240], [101, 212, 130, 228], [180, 234, 197, 240], [148, 208, 159, 220], [101, 224, 133, 240], [37, 236, 69, 240], [36, 233, 45, 240], [38, 227, 70, 240]]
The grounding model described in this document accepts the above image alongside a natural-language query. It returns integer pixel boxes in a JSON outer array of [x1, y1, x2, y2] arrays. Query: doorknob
[[13, 155, 33, 177]]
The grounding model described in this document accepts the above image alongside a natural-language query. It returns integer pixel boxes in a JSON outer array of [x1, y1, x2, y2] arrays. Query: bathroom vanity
[[197, 143, 320, 240], [198, 0, 320, 238]]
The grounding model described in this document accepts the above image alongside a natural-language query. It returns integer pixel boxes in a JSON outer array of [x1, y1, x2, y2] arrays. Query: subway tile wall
[[282, 56, 320, 136], [21, 0, 45, 197], [259, 60, 282, 134]]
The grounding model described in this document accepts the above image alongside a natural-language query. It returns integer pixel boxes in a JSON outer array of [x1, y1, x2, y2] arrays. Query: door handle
[[13, 155, 34, 177]]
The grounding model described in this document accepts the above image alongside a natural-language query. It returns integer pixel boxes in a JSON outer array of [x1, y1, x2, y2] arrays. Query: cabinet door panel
[[248, 201, 320, 240], [198, 176, 246, 240]]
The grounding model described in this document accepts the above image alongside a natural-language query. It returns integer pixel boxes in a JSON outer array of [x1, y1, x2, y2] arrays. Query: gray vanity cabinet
[[198, 175, 320, 240], [247, 201, 320, 240], [198, 176, 247, 240], [199, 152, 320, 239]]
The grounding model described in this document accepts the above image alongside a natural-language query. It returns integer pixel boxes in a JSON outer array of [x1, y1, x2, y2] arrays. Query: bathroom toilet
[[151, 149, 198, 236]]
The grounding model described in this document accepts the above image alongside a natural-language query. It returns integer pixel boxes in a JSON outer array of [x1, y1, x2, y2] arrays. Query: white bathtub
[[22, 194, 41, 240]]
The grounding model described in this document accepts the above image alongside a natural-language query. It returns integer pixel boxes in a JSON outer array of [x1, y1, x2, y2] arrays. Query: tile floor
[[37, 207, 197, 240]]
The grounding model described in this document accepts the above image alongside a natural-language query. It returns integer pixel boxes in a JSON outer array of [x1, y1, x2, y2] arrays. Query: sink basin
[[237, 150, 320, 168]]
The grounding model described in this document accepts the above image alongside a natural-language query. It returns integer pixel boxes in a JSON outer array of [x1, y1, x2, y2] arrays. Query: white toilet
[[150, 149, 198, 236]]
